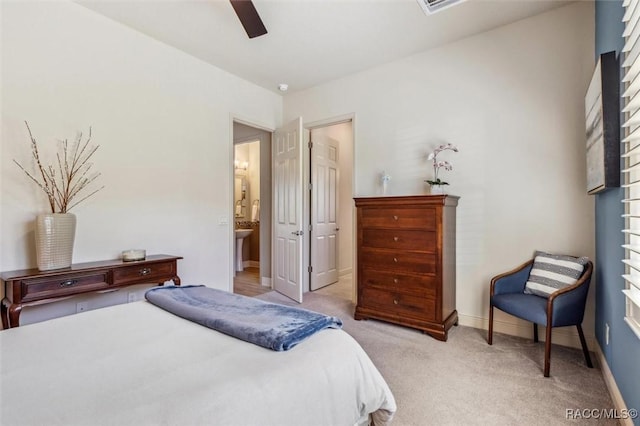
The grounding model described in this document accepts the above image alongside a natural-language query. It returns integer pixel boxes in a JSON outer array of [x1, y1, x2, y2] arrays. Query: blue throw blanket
[[145, 285, 342, 351]]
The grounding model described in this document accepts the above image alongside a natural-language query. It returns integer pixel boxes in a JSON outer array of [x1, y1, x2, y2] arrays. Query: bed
[[0, 298, 396, 426]]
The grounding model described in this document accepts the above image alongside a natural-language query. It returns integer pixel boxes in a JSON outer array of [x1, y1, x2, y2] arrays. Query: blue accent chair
[[487, 259, 594, 377]]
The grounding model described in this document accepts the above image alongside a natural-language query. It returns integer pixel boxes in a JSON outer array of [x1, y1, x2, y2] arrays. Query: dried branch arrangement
[[14, 121, 104, 213]]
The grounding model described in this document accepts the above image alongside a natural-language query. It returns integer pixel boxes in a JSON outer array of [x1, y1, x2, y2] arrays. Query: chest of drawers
[[354, 195, 458, 341]]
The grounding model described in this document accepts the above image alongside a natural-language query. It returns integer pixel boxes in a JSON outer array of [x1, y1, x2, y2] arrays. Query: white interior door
[[273, 117, 304, 302], [310, 132, 340, 291]]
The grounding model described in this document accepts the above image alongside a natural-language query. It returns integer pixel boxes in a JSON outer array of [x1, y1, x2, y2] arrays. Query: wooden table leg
[[1, 298, 9, 330], [3, 300, 22, 329]]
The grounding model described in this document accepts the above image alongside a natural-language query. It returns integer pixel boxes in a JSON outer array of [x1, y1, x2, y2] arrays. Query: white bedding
[[0, 301, 395, 426]]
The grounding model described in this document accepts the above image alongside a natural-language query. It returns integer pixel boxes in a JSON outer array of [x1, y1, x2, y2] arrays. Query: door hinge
[[308, 265, 313, 273], [308, 224, 313, 232], [308, 141, 313, 149], [308, 182, 313, 190]]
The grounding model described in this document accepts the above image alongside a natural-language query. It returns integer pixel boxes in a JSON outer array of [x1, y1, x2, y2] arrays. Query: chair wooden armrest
[[490, 259, 534, 297]]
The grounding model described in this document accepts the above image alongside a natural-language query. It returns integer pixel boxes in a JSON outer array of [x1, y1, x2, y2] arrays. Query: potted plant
[[425, 143, 458, 194], [14, 122, 103, 270]]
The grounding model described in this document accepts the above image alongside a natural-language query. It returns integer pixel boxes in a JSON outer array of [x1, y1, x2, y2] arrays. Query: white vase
[[35, 213, 76, 270], [430, 185, 446, 195]]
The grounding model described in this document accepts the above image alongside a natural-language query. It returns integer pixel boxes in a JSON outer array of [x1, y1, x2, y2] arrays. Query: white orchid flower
[[426, 143, 458, 186], [436, 161, 452, 171]]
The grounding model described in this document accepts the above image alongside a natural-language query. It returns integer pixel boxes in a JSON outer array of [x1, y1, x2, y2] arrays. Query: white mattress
[[0, 301, 396, 426]]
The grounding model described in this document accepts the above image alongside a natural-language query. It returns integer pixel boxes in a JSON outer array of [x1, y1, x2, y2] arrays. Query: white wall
[[1, 1, 597, 342], [1, 1, 282, 324], [284, 3, 597, 346]]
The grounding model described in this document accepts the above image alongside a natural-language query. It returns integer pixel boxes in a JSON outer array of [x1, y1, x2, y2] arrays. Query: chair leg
[[533, 323, 538, 342], [576, 324, 594, 368], [544, 325, 552, 377], [488, 305, 494, 345]]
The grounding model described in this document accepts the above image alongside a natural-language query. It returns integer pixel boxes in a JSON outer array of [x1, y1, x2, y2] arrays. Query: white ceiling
[[77, 0, 574, 94]]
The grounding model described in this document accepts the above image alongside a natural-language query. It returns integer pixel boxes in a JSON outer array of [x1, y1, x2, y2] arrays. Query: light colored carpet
[[257, 290, 616, 426]]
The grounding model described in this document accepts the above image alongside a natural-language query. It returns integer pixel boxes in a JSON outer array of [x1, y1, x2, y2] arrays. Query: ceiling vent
[[417, 0, 465, 15]]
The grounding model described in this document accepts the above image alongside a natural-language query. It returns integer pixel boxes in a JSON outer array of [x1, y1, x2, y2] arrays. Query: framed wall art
[[585, 50, 620, 195]]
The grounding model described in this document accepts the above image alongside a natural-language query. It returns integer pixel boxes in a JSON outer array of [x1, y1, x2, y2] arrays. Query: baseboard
[[244, 260, 259, 268], [593, 342, 634, 426], [339, 267, 352, 276], [458, 313, 596, 350], [260, 277, 271, 288]]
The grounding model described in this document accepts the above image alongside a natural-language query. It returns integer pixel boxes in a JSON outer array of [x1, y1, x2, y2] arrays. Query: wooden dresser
[[1, 254, 182, 328], [354, 195, 458, 341]]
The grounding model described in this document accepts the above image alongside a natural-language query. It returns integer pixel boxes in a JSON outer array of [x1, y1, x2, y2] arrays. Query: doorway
[[232, 121, 272, 297], [231, 116, 355, 303], [308, 120, 354, 295]]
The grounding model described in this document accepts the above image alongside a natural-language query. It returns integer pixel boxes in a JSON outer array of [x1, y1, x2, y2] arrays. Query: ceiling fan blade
[[230, 0, 268, 39]]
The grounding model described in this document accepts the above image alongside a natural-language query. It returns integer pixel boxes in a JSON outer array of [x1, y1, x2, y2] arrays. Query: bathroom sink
[[235, 229, 253, 239], [235, 229, 253, 272]]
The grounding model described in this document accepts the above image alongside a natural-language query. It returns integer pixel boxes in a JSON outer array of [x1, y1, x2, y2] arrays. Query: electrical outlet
[[76, 302, 88, 313], [605, 323, 610, 345], [127, 292, 137, 303]]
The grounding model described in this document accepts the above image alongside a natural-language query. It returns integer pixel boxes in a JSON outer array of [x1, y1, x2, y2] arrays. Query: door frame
[[229, 114, 274, 293], [228, 112, 356, 300], [304, 113, 356, 300]]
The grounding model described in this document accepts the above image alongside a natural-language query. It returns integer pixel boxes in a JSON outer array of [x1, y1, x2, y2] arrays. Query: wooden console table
[[1, 254, 182, 329]]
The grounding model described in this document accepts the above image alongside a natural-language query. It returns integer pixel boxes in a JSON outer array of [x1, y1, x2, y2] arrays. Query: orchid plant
[[425, 143, 458, 186]]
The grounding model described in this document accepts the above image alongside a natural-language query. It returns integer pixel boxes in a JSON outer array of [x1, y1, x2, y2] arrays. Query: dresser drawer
[[21, 270, 110, 302], [360, 269, 437, 296], [112, 261, 175, 285], [360, 287, 436, 322], [360, 207, 436, 230], [360, 248, 436, 274], [362, 229, 435, 251]]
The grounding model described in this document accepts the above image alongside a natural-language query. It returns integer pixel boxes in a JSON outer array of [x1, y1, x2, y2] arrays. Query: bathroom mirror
[[234, 175, 249, 218]]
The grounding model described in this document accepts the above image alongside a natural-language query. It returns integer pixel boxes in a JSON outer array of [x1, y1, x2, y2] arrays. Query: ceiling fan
[[229, 0, 268, 39]]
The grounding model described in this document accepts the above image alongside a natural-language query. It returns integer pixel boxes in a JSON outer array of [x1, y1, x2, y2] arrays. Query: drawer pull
[[393, 236, 399, 242], [393, 278, 399, 284], [59, 279, 77, 287], [393, 299, 398, 305], [393, 257, 398, 263], [139, 268, 152, 276], [393, 215, 398, 221]]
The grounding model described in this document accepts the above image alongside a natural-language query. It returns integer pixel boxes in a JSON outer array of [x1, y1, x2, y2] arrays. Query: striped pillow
[[523, 251, 589, 298]]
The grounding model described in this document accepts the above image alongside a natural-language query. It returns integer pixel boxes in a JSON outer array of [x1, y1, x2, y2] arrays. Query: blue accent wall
[[595, 1, 640, 421]]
